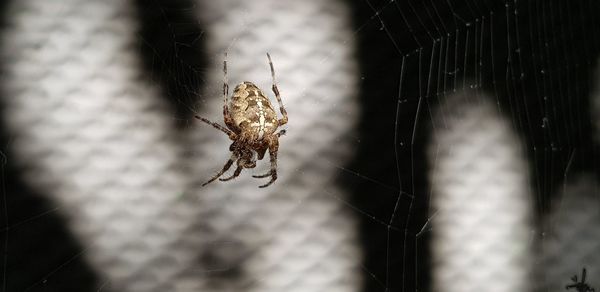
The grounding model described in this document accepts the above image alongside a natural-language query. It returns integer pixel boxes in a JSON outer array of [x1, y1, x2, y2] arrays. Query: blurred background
[[0, 0, 599, 291]]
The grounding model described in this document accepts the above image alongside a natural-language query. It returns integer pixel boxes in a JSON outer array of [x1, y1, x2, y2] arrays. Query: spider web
[[349, 1, 600, 291], [1, 0, 600, 292]]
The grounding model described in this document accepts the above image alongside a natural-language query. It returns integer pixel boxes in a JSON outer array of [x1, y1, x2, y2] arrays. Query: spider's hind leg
[[266, 53, 288, 126], [195, 115, 236, 140], [223, 52, 237, 130]]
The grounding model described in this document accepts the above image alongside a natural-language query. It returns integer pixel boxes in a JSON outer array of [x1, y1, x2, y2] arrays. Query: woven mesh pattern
[[539, 176, 600, 291], [540, 62, 600, 291], [0, 0, 361, 291], [428, 92, 532, 292]]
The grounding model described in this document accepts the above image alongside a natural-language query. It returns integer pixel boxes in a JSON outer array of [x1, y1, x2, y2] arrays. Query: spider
[[195, 52, 288, 188]]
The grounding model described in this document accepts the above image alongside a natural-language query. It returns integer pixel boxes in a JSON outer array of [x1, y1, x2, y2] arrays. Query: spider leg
[[255, 137, 279, 188], [252, 147, 270, 177], [256, 146, 268, 160], [223, 52, 236, 130], [202, 154, 236, 186], [267, 53, 288, 126], [219, 165, 243, 181], [195, 115, 236, 139], [252, 172, 271, 179]]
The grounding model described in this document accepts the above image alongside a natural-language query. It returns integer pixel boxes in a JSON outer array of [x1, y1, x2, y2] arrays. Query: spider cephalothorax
[[195, 53, 288, 188]]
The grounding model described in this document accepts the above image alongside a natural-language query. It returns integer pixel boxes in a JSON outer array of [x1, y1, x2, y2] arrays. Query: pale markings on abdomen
[[256, 99, 266, 139]]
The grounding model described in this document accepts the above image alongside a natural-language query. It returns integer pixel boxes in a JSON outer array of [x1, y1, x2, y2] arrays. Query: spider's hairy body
[[231, 82, 279, 141], [195, 53, 288, 188]]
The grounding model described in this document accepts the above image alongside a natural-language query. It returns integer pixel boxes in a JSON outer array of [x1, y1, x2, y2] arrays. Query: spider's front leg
[[219, 165, 243, 181], [253, 136, 279, 188], [202, 154, 236, 186]]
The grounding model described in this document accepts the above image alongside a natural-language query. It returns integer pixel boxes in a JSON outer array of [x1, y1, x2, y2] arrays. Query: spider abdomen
[[231, 81, 278, 140]]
